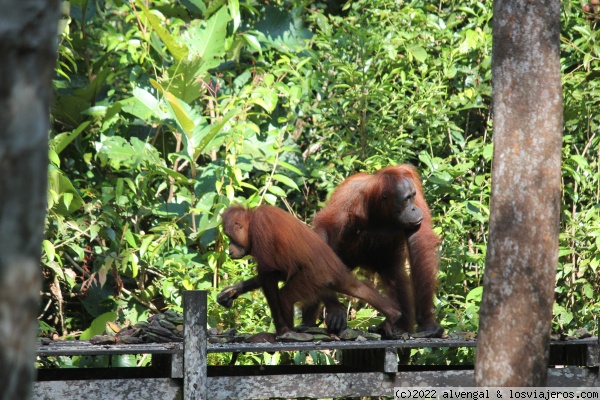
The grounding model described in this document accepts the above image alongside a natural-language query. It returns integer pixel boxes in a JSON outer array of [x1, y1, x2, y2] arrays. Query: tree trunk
[[474, 0, 563, 387], [0, 1, 60, 398]]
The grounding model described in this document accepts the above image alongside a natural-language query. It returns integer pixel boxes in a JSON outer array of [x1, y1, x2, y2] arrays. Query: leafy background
[[41, 0, 599, 366]]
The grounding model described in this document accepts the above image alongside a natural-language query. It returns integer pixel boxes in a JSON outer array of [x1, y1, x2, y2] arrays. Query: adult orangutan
[[219, 204, 405, 337], [301, 164, 443, 338], [218, 164, 443, 338]]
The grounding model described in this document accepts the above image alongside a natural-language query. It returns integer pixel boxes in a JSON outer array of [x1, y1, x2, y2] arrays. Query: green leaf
[[250, 6, 312, 52], [140, 235, 155, 258], [277, 161, 302, 175], [267, 184, 286, 197], [159, 166, 191, 185], [482, 143, 494, 161], [407, 45, 427, 63], [204, 0, 227, 18], [250, 96, 271, 113], [180, 0, 205, 14], [570, 154, 589, 168], [43, 240, 56, 263], [51, 121, 91, 155], [137, 1, 188, 61], [44, 261, 65, 281], [262, 192, 277, 205], [124, 230, 137, 248], [466, 286, 483, 302], [121, 87, 168, 121], [583, 284, 594, 299], [131, 253, 139, 278], [166, 59, 206, 103], [112, 355, 137, 368], [99, 256, 114, 287], [95, 136, 161, 170], [163, 6, 230, 100], [63, 192, 74, 211], [191, 110, 235, 159], [49, 149, 60, 167], [558, 248, 573, 257], [272, 174, 299, 190], [47, 167, 84, 215], [458, 29, 480, 54], [164, 91, 195, 135], [243, 33, 262, 54], [228, 0, 240, 31], [183, 6, 230, 72], [553, 303, 573, 326], [475, 174, 487, 186], [80, 312, 118, 340]]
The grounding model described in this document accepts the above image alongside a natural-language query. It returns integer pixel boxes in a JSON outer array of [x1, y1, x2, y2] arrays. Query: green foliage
[[305, 0, 494, 351], [43, 0, 600, 369], [45, 0, 312, 349], [557, 0, 600, 335]]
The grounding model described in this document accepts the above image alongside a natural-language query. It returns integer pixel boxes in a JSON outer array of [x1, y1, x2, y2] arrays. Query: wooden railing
[[34, 291, 599, 400]]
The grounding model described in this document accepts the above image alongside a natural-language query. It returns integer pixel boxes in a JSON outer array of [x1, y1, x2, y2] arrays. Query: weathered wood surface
[[33, 378, 181, 400], [184, 290, 207, 400], [36, 337, 597, 356], [33, 291, 599, 399], [207, 368, 600, 400], [33, 368, 600, 400], [36, 340, 182, 356], [207, 337, 597, 355]]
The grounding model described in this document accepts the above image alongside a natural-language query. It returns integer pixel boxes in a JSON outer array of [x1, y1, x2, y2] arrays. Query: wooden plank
[[208, 371, 401, 399], [206, 338, 478, 353], [35, 336, 598, 385], [33, 378, 181, 400], [36, 337, 597, 357], [32, 367, 600, 400], [592, 344, 600, 367], [34, 288, 599, 400], [206, 367, 600, 400], [184, 290, 207, 400], [547, 367, 600, 387], [36, 341, 182, 356], [206, 337, 596, 354]]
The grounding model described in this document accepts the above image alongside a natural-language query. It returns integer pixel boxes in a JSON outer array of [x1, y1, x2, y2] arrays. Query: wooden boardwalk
[[34, 291, 600, 400]]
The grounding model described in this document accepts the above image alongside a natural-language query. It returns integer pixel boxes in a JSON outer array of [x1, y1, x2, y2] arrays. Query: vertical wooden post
[[184, 290, 207, 400], [0, 2, 60, 398], [475, 0, 562, 387]]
